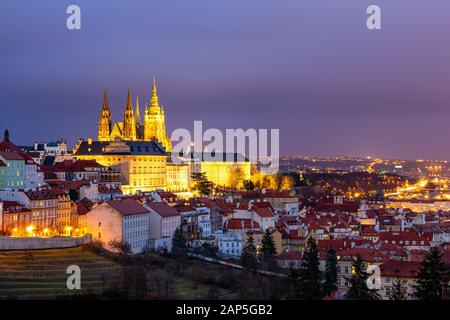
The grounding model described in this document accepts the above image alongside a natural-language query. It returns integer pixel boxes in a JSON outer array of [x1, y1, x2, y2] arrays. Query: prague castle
[[73, 79, 251, 195], [98, 79, 172, 152]]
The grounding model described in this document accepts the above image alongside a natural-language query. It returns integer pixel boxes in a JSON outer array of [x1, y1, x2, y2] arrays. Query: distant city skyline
[[2, 0, 450, 160]]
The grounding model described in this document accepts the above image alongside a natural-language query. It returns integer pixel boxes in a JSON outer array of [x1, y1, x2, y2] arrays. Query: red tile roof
[[0, 151, 24, 161], [77, 197, 94, 215], [25, 190, 58, 200], [107, 199, 149, 216], [224, 218, 260, 230], [379, 231, 432, 244], [98, 184, 122, 194], [146, 202, 180, 218], [0, 139, 34, 163], [253, 207, 274, 218], [175, 205, 196, 213], [2, 201, 31, 213], [278, 251, 302, 260], [337, 248, 388, 263], [379, 260, 421, 278]]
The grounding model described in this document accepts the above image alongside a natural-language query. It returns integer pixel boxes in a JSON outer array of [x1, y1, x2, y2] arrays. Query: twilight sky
[[1, 0, 450, 160]]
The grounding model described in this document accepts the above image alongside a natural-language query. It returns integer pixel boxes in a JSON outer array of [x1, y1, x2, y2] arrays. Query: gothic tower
[[98, 90, 112, 141], [135, 96, 141, 126], [123, 89, 137, 140], [144, 78, 172, 152]]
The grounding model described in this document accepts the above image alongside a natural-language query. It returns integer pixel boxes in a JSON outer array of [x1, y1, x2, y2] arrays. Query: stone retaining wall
[[0, 234, 92, 250]]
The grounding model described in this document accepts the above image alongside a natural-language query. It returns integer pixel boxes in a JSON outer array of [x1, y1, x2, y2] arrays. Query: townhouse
[[86, 199, 151, 253], [146, 201, 181, 252]]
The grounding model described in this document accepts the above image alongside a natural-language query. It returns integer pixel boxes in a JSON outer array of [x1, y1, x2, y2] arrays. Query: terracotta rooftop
[[0, 151, 24, 161], [146, 201, 180, 218], [252, 207, 274, 218], [107, 199, 149, 216], [379, 260, 421, 278]]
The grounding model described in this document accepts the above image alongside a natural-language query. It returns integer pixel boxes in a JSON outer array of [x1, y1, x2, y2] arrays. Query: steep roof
[[146, 202, 180, 218], [25, 190, 58, 200], [0, 151, 24, 161], [106, 199, 149, 216], [224, 218, 260, 230], [0, 138, 34, 163], [253, 207, 274, 218], [379, 260, 421, 278]]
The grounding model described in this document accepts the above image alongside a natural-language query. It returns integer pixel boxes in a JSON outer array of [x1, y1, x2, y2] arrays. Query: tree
[[242, 179, 255, 191], [298, 238, 323, 300], [259, 229, 277, 271], [345, 254, 381, 300], [191, 172, 213, 196], [280, 175, 295, 191], [288, 265, 302, 299], [390, 276, 406, 300], [241, 236, 258, 270], [172, 227, 187, 256], [228, 165, 245, 190], [414, 248, 450, 300], [109, 240, 131, 256], [323, 248, 338, 296]]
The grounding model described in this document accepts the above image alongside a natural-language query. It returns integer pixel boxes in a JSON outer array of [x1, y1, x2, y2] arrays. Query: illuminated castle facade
[[98, 79, 172, 152], [74, 79, 251, 195]]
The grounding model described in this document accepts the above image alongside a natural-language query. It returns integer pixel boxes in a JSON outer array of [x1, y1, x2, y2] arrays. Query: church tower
[[135, 96, 141, 126], [98, 90, 112, 141], [123, 89, 137, 140], [144, 78, 172, 152]]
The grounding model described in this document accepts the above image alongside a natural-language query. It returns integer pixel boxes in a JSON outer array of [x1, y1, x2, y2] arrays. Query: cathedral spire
[[4, 128, 9, 142], [123, 89, 136, 140], [98, 90, 112, 141], [102, 89, 109, 111], [151, 77, 159, 107], [135, 96, 141, 126], [126, 88, 133, 111]]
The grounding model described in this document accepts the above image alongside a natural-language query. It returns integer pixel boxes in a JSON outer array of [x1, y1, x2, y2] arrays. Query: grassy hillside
[[0, 247, 122, 299], [0, 246, 238, 300]]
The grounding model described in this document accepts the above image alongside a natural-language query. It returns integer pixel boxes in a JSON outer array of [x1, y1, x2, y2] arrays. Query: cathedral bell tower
[[144, 78, 172, 152], [98, 90, 112, 141]]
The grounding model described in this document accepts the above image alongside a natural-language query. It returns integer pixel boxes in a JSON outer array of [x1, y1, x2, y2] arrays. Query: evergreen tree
[[298, 238, 323, 300], [414, 248, 450, 300], [260, 229, 277, 271], [345, 254, 381, 300], [241, 236, 258, 270], [191, 172, 213, 196], [288, 265, 302, 299], [323, 248, 338, 296], [172, 227, 187, 256], [390, 276, 406, 301]]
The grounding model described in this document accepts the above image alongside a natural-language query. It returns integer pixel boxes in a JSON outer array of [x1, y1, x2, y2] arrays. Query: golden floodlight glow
[[26, 225, 34, 234]]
